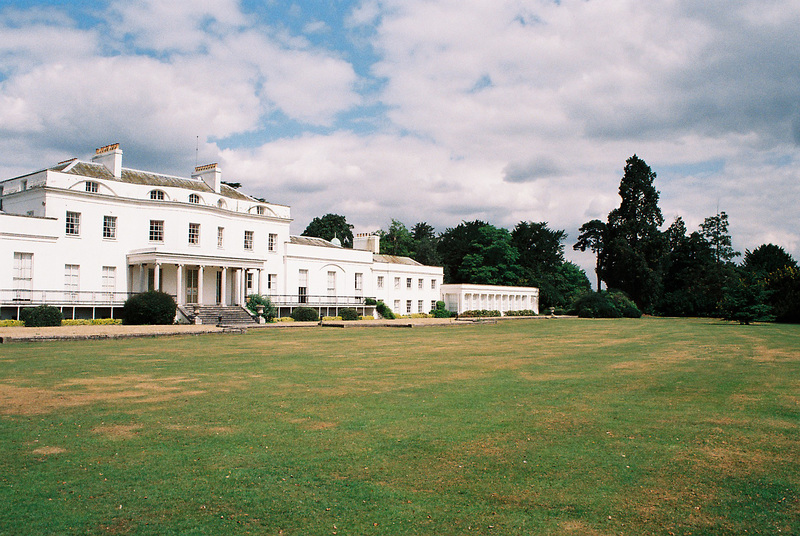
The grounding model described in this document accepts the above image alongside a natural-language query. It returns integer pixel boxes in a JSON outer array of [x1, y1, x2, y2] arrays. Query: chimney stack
[[354, 233, 380, 254], [192, 163, 221, 193], [92, 143, 122, 178]]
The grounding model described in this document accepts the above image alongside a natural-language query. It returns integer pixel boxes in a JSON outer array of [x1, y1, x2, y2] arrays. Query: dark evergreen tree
[[700, 211, 739, 264], [573, 219, 607, 291], [741, 244, 797, 277], [600, 155, 665, 310]]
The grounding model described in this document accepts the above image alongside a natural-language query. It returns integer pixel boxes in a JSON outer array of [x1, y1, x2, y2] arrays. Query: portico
[[127, 250, 267, 306]]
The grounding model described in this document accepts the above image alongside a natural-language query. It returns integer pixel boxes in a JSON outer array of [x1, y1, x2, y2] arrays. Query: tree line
[[301, 154, 799, 323], [301, 215, 591, 309]]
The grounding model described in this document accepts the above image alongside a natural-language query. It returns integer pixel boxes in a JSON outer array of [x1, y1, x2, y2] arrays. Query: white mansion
[[0, 144, 538, 321]]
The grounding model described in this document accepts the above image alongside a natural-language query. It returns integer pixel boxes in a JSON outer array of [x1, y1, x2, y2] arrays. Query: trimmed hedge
[[340, 308, 359, 321], [62, 319, 123, 326], [461, 309, 501, 318], [122, 291, 177, 325], [20, 305, 63, 327], [504, 310, 538, 317], [290, 307, 320, 322]]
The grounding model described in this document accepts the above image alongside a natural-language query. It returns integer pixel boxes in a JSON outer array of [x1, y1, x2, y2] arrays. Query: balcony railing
[[0, 289, 134, 306], [261, 294, 373, 307]]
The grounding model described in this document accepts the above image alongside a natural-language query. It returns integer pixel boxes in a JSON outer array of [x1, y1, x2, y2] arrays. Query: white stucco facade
[[0, 144, 535, 321]]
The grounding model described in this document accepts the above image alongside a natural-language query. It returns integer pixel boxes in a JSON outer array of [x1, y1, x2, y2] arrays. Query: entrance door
[[186, 269, 199, 304], [216, 271, 222, 304]]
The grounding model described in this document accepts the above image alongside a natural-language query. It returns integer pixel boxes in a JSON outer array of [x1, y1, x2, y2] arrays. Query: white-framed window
[[377, 276, 384, 289], [418, 300, 423, 312], [394, 299, 400, 312], [407, 278, 412, 289], [188, 223, 200, 245], [217, 227, 224, 248], [244, 230, 254, 250], [150, 190, 165, 200], [246, 271, 254, 293], [256, 206, 266, 215], [394, 277, 400, 290], [149, 220, 164, 242], [13, 252, 33, 297], [103, 216, 116, 239], [431, 279, 437, 290], [65, 211, 81, 236], [20, 179, 27, 191], [327, 271, 336, 294], [189, 193, 200, 204], [431, 300, 437, 311], [406, 300, 412, 314], [355, 273, 363, 291], [217, 199, 227, 209], [418, 279, 424, 289], [85, 181, 98, 193], [268, 274, 277, 292], [64, 264, 80, 296], [268, 233, 277, 252], [298, 269, 308, 303], [102, 266, 116, 296]]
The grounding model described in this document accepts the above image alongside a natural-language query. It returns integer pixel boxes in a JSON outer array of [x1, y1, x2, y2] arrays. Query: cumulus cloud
[[1, 0, 799, 280]]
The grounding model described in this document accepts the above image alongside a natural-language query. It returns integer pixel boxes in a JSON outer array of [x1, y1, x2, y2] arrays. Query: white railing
[[263, 294, 373, 307], [0, 289, 134, 306]]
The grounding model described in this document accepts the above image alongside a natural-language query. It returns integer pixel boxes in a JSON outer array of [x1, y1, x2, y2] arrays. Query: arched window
[[189, 193, 200, 204], [256, 206, 266, 215], [217, 199, 227, 209], [150, 190, 165, 200]]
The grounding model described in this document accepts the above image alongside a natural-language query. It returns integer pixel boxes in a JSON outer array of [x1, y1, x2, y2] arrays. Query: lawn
[[0, 318, 798, 535]]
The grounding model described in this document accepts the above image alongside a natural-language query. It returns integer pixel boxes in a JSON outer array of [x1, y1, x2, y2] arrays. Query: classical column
[[198, 265, 205, 306], [139, 264, 146, 292], [176, 264, 183, 305], [221, 267, 228, 306], [154, 262, 161, 291], [257, 268, 264, 296]]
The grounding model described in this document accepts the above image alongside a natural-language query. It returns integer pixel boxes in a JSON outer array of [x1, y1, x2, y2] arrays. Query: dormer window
[[256, 206, 266, 215], [217, 199, 227, 209], [85, 181, 99, 193], [189, 193, 200, 204], [150, 190, 165, 200]]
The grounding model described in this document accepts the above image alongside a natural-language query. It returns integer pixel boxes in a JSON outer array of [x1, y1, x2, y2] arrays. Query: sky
[[1, 0, 799, 279]]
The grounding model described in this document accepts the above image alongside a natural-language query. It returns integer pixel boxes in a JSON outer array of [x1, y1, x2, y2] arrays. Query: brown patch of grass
[[0, 376, 205, 415], [31, 446, 66, 455], [560, 519, 613, 535], [92, 424, 143, 440]]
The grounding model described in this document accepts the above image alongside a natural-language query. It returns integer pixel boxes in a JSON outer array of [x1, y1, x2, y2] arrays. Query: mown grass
[[0, 318, 798, 535]]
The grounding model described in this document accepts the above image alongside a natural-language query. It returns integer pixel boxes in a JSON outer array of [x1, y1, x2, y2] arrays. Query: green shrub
[[20, 305, 63, 327], [572, 291, 642, 319], [503, 309, 538, 317], [122, 291, 176, 325], [340, 308, 359, 321], [246, 294, 277, 322], [430, 301, 453, 318], [461, 310, 501, 318], [364, 297, 377, 306], [290, 307, 319, 322], [0, 319, 24, 327], [375, 301, 395, 320], [608, 292, 642, 318]]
